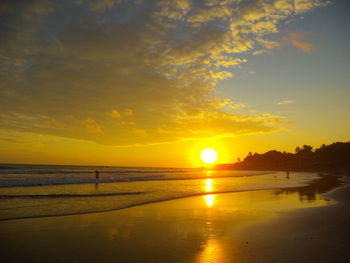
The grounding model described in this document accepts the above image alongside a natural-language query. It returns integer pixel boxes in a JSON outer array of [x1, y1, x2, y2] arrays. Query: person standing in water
[[95, 170, 100, 192]]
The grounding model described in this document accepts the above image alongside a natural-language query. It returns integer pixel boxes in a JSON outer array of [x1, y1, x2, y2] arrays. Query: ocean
[[0, 164, 320, 221]]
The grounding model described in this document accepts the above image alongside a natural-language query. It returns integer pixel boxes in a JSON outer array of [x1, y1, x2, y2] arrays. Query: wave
[[0, 188, 294, 221], [0, 171, 272, 188], [0, 181, 331, 222], [0, 165, 192, 175], [0, 191, 145, 199], [0, 169, 190, 175], [0, 172, 329, 221]]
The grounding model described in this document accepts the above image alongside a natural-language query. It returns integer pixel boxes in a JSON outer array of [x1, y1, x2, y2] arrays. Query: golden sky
[[0, 0, 349, 167]]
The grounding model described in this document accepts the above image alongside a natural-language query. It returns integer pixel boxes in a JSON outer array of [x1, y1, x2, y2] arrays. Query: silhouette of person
[[286, 171, 290, 179], [95, 170, 99, 180]]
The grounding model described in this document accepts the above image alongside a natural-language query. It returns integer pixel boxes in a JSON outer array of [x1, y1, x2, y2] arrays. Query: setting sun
[[1, 1, 349, 262], [200, 148, 218, 164]]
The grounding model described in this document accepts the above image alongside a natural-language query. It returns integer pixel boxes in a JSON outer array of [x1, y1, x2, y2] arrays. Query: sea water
[[0, 164, 320, 220]]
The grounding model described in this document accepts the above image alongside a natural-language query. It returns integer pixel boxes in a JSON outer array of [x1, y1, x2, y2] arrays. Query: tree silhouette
[[216, 142, 350, 171]]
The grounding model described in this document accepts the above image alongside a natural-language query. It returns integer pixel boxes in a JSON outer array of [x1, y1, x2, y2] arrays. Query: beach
[[0, 171, 349, 263], [1, 1, 349, 262]]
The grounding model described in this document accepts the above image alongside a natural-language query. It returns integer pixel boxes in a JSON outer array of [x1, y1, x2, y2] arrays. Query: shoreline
[[0, 172, 349, 262], [0, 172, 344, 222]]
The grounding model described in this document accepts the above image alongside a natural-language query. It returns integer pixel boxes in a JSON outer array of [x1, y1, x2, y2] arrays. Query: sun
[[200, 148, 218, 164]]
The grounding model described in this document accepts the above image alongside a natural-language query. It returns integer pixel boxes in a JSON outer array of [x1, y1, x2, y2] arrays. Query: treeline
[[216, 142, 350, 171]]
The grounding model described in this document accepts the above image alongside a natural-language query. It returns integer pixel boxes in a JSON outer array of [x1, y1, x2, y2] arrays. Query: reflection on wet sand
[[275, 173, 344, 201], [196, 238, 226, 263], [204, 177, 215, 207], [204, 195, 215, 207], [205, 178, 213, 192], [0, 174, 345, 263]]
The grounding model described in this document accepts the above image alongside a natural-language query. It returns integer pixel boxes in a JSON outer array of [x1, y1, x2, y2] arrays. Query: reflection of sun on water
[[206, 170, 212, 177], [204, 178, 215, 207], [204, 195, 215, 207], [196, 238, 225, 263], [205, 178, 213, 192]]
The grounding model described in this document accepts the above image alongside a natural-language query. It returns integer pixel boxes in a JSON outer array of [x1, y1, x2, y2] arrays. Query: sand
[[0, 174, 349, 263]]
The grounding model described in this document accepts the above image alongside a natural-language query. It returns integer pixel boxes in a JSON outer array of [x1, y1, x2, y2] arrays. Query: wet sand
[[0, 174, 349, 263]]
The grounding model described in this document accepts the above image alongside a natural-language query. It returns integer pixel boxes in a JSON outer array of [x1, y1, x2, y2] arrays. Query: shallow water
[[0, 186, 337, 263], [0, 164, 321, 220]]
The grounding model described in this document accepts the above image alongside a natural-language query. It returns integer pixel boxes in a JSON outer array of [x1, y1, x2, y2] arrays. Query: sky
[[0, 0, 349, 167]]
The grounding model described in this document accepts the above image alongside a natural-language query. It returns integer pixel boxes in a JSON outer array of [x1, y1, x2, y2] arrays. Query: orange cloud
[[124, 109, 133, 116], [109, 109, 121, 119], [286, 32, 314, 53], [132, 128, 146, 135], [277, 99, 295, 105], [84, 118, 103, 134], [0, 0, 325, 146]]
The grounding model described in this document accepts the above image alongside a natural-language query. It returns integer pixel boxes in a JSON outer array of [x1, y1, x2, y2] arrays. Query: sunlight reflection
[[107, 227, 118, 241], [206, 170, 212, 177], [196, 238, 224, 263], [205, 178, 213, 192], [204, 194, 215, 207], [204, 178, 215, 207]]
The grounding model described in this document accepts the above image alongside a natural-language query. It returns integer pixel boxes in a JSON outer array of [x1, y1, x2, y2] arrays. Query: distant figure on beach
[[95, 170, 99, 180], [286, 171, 290, 179]]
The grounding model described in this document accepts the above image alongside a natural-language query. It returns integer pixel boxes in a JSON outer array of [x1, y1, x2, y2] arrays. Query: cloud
[[286, 31, 314, 52], [124, 109, 133, 116], [277, 99, 295, 105], [109, 110, 121, 119], [0, 0, 326, 146], [132, 128, 146, 135], [83, 118, 103, 134]]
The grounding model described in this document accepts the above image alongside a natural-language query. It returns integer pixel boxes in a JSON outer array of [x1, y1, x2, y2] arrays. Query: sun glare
[[200, 148, 218, 164]]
